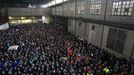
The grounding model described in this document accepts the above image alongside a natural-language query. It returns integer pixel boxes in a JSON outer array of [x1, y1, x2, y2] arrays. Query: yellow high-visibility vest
[[87, 72, 93, 75], [104, 67, 110, 73]]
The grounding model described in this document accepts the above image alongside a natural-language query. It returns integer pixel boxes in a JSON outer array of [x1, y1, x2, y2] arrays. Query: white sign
[[8, 45, 19, 50], [0, 23, 9, 30]]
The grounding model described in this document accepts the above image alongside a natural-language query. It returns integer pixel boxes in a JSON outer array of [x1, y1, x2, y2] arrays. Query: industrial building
[[0, 0, 134, 74]]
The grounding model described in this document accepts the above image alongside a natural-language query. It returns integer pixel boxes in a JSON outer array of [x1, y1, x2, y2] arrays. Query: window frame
[[69, 2, 75, 14], [111, 0, 134, 16], [107, 28, 127, 54], [89, 0, 102, 15], [78, 1, 85, 15]]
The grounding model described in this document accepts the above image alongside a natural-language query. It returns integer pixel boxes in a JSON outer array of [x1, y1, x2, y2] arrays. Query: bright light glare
[[40, 5, 48, 8], [28, 4, 36, 8], [10, 19, 32, 24], [9, 16, 13, 19], [42, 16, 49, 24], [40, 0, 69, 8], [56, 0, 63, 4]]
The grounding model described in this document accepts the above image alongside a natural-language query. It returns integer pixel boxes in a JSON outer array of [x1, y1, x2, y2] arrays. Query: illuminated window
[[107, 28, 127, 53], [90, 0, 102, 15], [78, 1, 85, 14], [112, 0, 134, 16]]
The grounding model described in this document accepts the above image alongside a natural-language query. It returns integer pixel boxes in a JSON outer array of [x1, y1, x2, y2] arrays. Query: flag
[[67, 47, 71, 58]]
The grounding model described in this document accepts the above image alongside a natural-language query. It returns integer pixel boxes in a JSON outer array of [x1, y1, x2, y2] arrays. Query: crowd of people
[[0, 24, 133, 75]]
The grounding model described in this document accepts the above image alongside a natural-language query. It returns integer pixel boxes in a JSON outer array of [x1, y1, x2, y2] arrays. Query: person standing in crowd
[[0, 24, 132, 75]]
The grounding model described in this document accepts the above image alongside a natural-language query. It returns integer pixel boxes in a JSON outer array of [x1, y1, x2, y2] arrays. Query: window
[[78, 1, 85, 14], [56, 7, 59, 15], [79, 22, 82, 26], [112, 0, 134, 16], [64, 4, 68, 14], [56, 6, 62, 15], [69, 3, 75, 14], [107, 28, 127, 53], [92, 26, 95, 30], [90, 0, 102, 15], [52, 8, 56, 15]]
